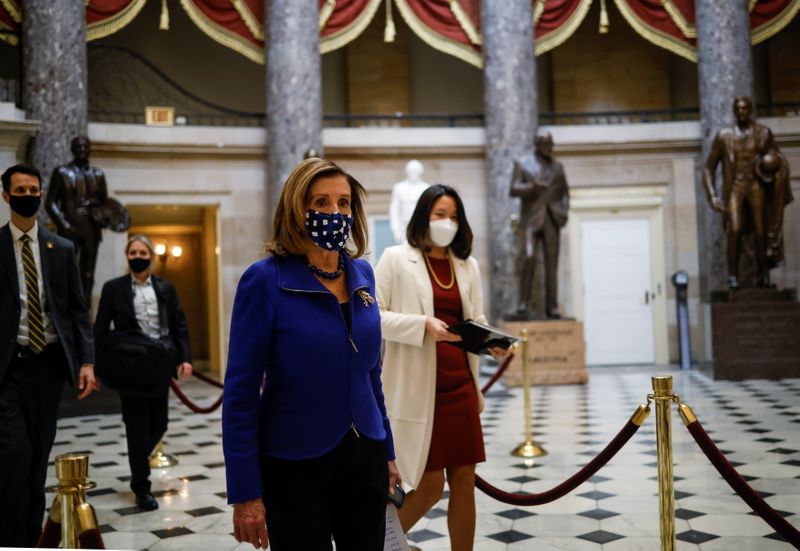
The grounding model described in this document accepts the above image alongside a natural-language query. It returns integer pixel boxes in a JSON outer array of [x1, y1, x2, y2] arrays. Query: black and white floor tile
[[47, 367, 800, 550]]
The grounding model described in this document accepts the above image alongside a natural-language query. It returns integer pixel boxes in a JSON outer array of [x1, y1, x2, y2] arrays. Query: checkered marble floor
[[47, 366, 800, 550]]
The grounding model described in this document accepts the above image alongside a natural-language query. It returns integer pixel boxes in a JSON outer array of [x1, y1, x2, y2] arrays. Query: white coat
[[375, 243, 487, 489]]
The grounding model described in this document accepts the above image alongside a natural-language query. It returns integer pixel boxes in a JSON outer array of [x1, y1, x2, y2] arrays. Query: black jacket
[[0, 223, 94, 385], [94, 274, 191, 366]]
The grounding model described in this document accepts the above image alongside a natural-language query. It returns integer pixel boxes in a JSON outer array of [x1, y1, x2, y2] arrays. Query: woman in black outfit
[[94, 234, 192, 511]]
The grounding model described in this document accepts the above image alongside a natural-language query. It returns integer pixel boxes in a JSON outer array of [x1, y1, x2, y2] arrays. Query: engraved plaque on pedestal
[[500, 319, 588, 386], [711, 289, 800, 380]]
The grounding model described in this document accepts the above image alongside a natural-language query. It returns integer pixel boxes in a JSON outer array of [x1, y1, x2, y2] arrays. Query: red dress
[[424, 256, 486, 471]]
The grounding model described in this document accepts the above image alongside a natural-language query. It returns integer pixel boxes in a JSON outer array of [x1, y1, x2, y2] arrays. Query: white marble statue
[[389, 160, 430, 244]]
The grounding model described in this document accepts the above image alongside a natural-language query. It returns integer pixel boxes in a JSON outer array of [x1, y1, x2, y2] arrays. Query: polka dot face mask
[[305, 209, 353, 252]]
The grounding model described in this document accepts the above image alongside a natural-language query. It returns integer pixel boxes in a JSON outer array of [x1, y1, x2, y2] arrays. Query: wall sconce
[[154, 242, 183, 262]]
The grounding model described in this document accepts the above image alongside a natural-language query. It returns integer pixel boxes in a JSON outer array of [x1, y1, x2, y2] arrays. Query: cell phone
[[388, 483, 405, 509]]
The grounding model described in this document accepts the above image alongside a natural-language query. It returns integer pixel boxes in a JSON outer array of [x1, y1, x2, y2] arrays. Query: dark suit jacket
[[0, 223, 94, 385], [93, 274, 191, 367], [510, 153, 570, 232]]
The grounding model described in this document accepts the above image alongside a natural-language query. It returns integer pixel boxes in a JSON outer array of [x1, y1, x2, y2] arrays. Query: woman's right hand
[[425, 316, 462, 343], [233, 499, 269, 549]]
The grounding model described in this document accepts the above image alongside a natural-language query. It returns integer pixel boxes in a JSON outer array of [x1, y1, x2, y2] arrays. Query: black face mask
[[128, 257, 151, 273], [8, 194, 41, 218]]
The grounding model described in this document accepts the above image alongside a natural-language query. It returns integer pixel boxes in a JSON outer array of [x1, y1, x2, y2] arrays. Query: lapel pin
[[358, 289, 375, 308], [46, 241, 54, 249]]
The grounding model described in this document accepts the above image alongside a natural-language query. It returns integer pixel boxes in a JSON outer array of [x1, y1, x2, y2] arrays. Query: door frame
[[568, 185, 669, 365]]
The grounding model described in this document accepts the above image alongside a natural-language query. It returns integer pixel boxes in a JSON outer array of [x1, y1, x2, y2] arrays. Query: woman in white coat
[[376, 184, 509, 550]]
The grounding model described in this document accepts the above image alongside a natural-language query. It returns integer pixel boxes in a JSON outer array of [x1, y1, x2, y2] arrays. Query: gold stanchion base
[[149, 451, 179, 469], [511, 440, 547, 458]]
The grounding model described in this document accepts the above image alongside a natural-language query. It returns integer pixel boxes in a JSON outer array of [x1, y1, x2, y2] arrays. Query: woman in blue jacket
[[223, 158, 399, 550]]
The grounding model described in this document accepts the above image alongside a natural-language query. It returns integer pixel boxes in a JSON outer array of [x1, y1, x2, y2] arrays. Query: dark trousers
[[119, 390, 169, 496], [261, 430, 388, 551], [519, 211, 561, 315], [0, 344, 66, 547]]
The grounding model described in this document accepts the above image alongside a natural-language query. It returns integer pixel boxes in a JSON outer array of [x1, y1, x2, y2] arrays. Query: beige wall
[[73, 114, 800, 368]]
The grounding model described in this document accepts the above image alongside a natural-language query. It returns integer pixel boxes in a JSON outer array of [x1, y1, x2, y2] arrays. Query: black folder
[[445, 320, 520, 355]]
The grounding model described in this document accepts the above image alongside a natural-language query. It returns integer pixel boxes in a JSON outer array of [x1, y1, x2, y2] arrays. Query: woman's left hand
[[489, 346, 511, 360], [177, 362, 193, 379], [388, 460, 401, 494]]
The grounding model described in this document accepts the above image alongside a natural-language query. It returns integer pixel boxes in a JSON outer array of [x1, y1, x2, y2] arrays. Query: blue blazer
[[222, 253, 395, 504]]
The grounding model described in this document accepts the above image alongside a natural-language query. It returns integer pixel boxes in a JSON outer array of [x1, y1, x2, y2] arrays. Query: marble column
[[695, 0, 754, 294], [22, 0, 87, 183], [266, 0, 323, 217], [481, 0, 537, 321]]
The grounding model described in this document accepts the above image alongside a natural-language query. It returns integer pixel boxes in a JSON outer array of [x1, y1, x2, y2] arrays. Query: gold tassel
[[384, 0, 396, 43], [159, 0, 170, 31], [599, 0, 609, 34]]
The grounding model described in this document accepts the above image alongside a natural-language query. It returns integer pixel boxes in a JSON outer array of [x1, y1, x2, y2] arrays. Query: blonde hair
[[266, 158, 368, 258], [126, 234, 155, 256]]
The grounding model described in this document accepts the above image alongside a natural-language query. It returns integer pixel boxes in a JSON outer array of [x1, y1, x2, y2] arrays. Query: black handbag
[[96, 329, 177, 397]]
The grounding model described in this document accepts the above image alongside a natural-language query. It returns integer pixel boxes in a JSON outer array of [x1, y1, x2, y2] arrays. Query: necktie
[[21, 235, 46, 353]]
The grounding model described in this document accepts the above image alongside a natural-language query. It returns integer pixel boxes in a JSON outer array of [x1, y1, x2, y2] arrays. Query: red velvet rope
[[169, 380, 223, 414], [36, 518, 61, 548], [78, 528, 106, 549], [474, 418, 641, 505], [685, 419, 800, 547], [193, 370, 224, 389], [480, 353, 514, 394]]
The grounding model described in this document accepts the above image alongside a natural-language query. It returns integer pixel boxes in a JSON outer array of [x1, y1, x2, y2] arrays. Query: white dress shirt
[[131, 274, 161, 339], [10, 221, 58, 346]]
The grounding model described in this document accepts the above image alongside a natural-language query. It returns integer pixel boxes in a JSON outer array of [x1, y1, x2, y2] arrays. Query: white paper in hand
[[384, 503, 410, 551]]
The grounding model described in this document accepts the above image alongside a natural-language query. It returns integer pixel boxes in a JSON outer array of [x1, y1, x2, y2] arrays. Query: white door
[[581, 217, 654, 365]]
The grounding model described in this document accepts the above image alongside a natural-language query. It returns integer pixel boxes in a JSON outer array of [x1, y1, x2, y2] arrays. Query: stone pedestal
[[711, 289, 800, 380], [500, 319, 588, 386]]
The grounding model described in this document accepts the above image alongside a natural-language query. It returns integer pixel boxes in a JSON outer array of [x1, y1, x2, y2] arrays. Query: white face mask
[[428, 218, 458, 247]]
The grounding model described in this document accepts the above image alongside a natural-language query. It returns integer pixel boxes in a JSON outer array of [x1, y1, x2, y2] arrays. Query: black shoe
[[136, 492, 159, 511]]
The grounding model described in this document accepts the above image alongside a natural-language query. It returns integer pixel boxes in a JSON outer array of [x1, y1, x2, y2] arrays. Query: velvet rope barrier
[[481, 353, 514, 394], [169, 380, 223, 414], [475, 406, 649, 506], [77, 528, 106, 549], [36, 518, 61, 548], [683, 415, 800, 547], [193, 370, 224, 389]]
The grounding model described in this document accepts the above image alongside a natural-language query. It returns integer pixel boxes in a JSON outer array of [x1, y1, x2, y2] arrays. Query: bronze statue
[[45, 136, 130, 302], [703, 96, 793, 289], [510, 130, 570, 319]]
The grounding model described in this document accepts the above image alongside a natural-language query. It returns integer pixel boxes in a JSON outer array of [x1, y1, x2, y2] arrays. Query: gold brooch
[[358, 290, 375, 308]]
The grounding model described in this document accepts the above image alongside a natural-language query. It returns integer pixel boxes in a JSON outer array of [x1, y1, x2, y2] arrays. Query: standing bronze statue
[[45, 136, 130, 302], [510, 130, 570, 319], [703, 96, 793, 289]]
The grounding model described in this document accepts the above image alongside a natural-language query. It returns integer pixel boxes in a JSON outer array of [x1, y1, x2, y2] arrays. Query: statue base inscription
[[500, 319, 588, 386], [711, 289, 800, 380]]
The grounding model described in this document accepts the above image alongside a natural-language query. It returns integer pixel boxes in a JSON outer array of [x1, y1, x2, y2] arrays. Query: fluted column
[[481, 0, 537, 321], [695, 0, 754, 294], [265, 0, 323, 216], [22, 0, 87, 182]]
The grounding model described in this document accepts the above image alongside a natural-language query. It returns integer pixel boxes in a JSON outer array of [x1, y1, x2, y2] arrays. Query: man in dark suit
[[510, 130, 570, 319], [0, 163, 98, 547]]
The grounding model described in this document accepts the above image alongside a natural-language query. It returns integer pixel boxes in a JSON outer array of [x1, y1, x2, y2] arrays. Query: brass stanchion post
[[511, 327, 547, 459], [652, 376, 676, 551], [149, 439, 179, 468], [47, 453, 98, 549]]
